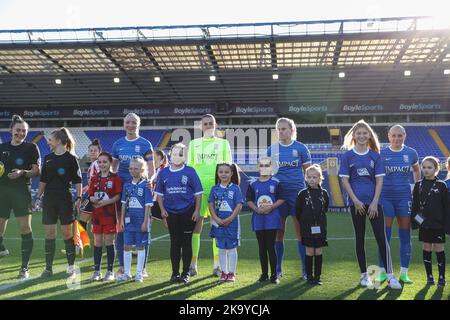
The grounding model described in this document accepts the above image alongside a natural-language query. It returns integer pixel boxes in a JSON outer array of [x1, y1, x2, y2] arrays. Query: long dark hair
[[215, 163, 240, 186]]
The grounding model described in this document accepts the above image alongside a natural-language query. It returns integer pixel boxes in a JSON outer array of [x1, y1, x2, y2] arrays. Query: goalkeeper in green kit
[[187, 114, 232, 277]]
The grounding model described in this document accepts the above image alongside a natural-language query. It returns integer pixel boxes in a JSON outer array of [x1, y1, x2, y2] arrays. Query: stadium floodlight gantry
[[0, 16, 450, 108]]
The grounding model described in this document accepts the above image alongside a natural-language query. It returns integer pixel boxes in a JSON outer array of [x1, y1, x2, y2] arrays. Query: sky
[[0, 0, 449, 30]]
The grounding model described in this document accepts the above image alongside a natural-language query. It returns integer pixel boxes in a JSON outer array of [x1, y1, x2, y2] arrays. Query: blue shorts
[[124, 230, 149, 247], [215, 237, 239, 250], [278, 192, 298, 217], [381, 198, 411, 218]]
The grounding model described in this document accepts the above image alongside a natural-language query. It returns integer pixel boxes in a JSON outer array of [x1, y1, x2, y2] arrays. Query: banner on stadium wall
[[327, 157, 339, 175], [0, 100, 448, 119]]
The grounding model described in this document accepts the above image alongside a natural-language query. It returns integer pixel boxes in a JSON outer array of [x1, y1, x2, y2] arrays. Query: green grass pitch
[[0, 212, 449, 300]]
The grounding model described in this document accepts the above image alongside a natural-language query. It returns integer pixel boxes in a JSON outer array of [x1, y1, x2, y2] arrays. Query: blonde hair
[[342, 119, 380, 153], [258, 156, 272, 166], [305, 164, 324, 184], [422, 156, 440, 176], [124, 113, 141, 128], [276, 118, 297, 141], [389, 124, 406, 136], [130, 157, 148, 179], [169, 143, 187, 162]]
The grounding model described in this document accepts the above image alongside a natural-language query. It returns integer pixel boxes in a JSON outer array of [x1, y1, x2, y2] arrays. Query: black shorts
[[42, 192, 75, 225], [419, 228, 446, 244], [166, 207, 196, 237], [151, 201, 163, 220], [302, 237, 328, 248], [0, 185, 32, 219]]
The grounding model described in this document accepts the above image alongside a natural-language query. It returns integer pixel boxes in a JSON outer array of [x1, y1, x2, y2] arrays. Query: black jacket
[[411, 178, 450, 233], [295, 186, 329, 238]]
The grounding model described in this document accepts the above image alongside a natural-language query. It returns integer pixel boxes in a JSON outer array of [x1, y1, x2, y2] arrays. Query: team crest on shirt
[[214, 144, 219, 150], [138, 188, 144, 196], [135, 145, 141, 153], [269, 185, 275, 193], [15, 158, 24, 166], [370, 160, 375, 168], [181, 175, 188, 185], [219, 200, 233, 212], [57, 168, 65, 175], [292, 149, 298, 157], [107, 181, 113, 189], [403, 155, 409, 163], [357, 168, 370, 176], [227, 190, 234, 199]]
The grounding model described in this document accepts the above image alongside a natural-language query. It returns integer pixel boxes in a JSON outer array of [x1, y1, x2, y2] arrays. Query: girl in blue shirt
[[155, 143, 203, 284], [117, 157, 152, 283], [246, 157, 285, 284], [340, 120, 401, 290], [209, 163, 243, 283]]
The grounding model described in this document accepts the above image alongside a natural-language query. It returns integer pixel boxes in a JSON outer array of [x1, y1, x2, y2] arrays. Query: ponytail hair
[[51, 127, 76, 154], [89, 139, 102, 152], [215, 162, 241, 186], [10, 114, 28, 130]]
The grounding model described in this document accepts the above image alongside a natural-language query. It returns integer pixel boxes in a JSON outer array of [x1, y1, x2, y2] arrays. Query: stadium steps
[[428, 128, 450, 158], [158, 131, 172, 149]]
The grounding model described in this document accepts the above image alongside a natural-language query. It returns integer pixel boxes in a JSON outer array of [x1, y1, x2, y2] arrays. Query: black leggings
[[166, 210, 196, 275], [350, 205, 392, 274], [255, 229, 278, 276]]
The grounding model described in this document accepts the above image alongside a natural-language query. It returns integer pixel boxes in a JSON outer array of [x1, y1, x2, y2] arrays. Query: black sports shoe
[[314, 278, 323, 285], [40, 269, 53, 278], [170, 274, 180, 283], [307, 277, 315, 285], [437, 277, 446, 287], [258, 274, 269, 282], [427, 275, 435, 285], [270, 274, 280, 284], [180, 272, 190, 284]]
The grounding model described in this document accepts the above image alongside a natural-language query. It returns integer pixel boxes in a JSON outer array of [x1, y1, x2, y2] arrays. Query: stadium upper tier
[[1, 17, 450, 107]]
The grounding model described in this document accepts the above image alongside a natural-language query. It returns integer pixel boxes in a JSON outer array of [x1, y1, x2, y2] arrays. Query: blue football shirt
[[381, 145, 418, 198], [266, 141, 311, 192], [112, 136, 153, 184], [154, 165, 204, 214], [121, 179, 153, 232], [339, 148, 385, 206]]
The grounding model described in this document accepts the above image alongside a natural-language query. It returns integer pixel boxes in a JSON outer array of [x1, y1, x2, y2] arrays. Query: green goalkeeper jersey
[[187, 137, 232, 187]]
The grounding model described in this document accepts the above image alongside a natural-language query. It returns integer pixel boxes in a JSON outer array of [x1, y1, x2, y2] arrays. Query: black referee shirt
[[40, 151, 82, 191], [0, 141, 40, 187]]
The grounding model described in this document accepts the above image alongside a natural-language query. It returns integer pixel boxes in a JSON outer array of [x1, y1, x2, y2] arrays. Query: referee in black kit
[[35, 128, 82, 280], [0, 115, 41, 279]]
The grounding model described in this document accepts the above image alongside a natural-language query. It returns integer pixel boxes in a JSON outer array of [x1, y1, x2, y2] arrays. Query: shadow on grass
[[101, 275, 212, 300], [332, 285, 361, 300], [430, 286, 444, 300], [414, 284, 432, 300]]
